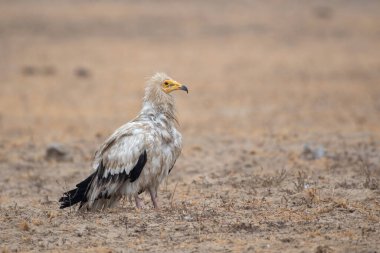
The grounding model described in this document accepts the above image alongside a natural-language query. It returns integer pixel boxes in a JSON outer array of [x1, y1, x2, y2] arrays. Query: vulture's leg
[[134, 196, 143, 209], [149, 188, 159, 209]]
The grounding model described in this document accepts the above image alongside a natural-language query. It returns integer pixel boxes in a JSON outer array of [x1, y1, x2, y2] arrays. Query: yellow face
[[161, 79, 189, 94]]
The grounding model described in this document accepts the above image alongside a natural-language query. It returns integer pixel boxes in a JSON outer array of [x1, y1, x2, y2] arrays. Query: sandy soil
[[0, 0, 380, 252]]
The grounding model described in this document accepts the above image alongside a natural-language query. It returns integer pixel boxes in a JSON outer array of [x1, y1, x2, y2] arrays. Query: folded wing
[[59, 124, 149, 210]]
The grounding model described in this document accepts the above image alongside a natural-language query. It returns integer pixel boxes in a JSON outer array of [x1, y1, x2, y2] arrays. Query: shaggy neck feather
[[140, 80, 177, 123]]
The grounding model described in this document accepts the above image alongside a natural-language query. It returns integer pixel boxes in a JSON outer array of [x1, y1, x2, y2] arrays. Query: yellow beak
[[163, 80, 189, 94]]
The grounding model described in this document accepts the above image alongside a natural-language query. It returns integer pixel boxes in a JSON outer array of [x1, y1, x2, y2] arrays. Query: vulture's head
[[148, 72, 188, 94], [143, 73, 188, 110]]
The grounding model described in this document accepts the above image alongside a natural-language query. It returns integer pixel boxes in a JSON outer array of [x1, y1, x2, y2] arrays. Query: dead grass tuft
[[293, 171, 308, 192], [229, 222, 260, 233], [1, 247, 10, 253], [315, 245, 333, 253], [47, 210, 58, 220], [261, 168, 287, 188], [359, 159, 379, 190], [306, 188, 320, 205], [19, 220, 30, 231], [169, 182, 179, 207], [333, 198, 349, 209], [31, 218, 43, 226]]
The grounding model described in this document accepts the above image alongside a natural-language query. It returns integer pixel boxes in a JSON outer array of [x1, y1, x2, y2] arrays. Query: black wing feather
[[129, 150, 147, 182], [59, 150, 147, 209]]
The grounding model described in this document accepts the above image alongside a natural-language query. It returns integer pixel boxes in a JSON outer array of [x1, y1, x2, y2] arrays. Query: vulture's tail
[[59, 172, 96, 209]]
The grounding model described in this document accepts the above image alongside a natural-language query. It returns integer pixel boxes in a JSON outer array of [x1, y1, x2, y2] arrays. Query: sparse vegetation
[[293, 170, 308, 192], [359, 158, 379, 190], [0, 0, 379, 252], [261, 168, 287, 188]]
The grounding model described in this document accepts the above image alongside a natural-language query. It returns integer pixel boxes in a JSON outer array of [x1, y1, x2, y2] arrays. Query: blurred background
[[1, 1, 380, 251], [0, 0, 379, 143]]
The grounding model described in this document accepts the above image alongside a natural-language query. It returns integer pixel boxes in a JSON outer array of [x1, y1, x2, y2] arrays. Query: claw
[[135, 196, 143, 209]]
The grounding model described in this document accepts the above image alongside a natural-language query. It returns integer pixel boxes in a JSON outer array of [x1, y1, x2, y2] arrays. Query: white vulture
[[59, 73, 188, 211]]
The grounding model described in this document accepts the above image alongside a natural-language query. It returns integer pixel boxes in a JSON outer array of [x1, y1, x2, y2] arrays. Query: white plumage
[[59, 73, 188, 211]]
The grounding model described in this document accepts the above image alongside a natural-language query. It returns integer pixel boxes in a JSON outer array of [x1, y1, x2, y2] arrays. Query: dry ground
[[0, 0, 380, 252]]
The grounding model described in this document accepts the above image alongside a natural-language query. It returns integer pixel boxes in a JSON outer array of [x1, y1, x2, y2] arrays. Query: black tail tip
[[59, 194, 74, 209], [58, 189, 85, 209], [59, 172, 96, 210]]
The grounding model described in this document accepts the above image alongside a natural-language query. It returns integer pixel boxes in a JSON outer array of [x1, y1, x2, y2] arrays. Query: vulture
[[59, 73, 188, 211]]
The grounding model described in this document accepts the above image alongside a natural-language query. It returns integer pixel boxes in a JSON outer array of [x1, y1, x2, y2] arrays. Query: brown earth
[[0, 0, 380, 252]]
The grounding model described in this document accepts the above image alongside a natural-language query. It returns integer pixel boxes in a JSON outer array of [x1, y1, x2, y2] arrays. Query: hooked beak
[[180, 85, 189, 94], [163, 79, 189, 94]]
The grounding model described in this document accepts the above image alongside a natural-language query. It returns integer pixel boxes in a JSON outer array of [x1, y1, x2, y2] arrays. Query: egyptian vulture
[[59, 73, 188, 211]]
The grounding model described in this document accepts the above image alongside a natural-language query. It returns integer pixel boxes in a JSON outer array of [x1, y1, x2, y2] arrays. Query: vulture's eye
[[164, 81, 169, 86]]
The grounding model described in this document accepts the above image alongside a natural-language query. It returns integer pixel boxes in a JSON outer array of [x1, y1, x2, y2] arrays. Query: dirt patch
[[0, 0, 380, 252]]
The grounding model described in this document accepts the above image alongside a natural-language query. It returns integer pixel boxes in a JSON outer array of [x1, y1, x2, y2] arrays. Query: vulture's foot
[[135, 196, 143, 209], [149, 190, 159, 209]]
